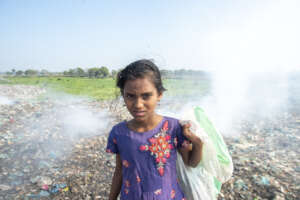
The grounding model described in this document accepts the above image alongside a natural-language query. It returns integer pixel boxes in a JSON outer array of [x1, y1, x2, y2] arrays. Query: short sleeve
[[175, 121, 191, 149], [106, 127, 119, 154]]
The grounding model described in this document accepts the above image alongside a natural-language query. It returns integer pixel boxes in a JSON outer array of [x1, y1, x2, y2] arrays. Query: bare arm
[[178, 123, 203, 167], [108, 154, 122, 200]]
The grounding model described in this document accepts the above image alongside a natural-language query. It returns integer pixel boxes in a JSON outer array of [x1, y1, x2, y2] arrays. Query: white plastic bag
[[177, 107, 233, 200]]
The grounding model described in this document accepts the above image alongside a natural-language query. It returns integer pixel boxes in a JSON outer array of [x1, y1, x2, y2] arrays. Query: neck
[[130, 114, 162, 132]]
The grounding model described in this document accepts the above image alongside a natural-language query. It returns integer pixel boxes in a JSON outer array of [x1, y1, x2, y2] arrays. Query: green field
[[0, 76, 211, 100]]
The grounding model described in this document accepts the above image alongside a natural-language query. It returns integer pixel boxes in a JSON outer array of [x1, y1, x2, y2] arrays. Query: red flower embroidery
[[136, 175, 141, 183], [171, 189, 175, 198], [124, 188, 129, 194], [123, 180, 130, 195], [162, 121, 168, 131], [125, 180, 130, 187], [106, 149, 112, 153], [139, 121, 173, 176], [122, 160, 129, 168], [154, 189, 162, 195]]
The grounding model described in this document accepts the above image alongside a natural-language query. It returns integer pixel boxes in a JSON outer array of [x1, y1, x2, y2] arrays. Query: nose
[[134, 97, 143, 109]]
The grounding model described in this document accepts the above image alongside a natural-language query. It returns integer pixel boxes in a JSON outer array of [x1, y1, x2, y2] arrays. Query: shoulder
[[110, 121, 127, 136], [163, 116, 181, 130], [163, 116, 180, 124]]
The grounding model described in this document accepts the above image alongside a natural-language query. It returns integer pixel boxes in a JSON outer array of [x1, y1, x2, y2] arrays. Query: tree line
[[4, 67, 209, 79], [4, 67, 117, 78]]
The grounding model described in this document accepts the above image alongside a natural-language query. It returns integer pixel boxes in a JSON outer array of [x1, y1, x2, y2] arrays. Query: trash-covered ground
[[219, 112, 300, 200], [0, 85, 299, 200]]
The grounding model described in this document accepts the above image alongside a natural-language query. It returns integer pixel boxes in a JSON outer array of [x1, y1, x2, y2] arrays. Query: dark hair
[[117, 59, 166, 95]]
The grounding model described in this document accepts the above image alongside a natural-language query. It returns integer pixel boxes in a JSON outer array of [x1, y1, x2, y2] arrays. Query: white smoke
[[0, 96, 14, 105], [200, 71, 290, 135], [157, 70, 292, 136], [59, 105, 111, 139]]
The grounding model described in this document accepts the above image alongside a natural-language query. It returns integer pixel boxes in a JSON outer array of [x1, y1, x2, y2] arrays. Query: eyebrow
[[142, 92, 153, 95], [124, 92, 153, 96]]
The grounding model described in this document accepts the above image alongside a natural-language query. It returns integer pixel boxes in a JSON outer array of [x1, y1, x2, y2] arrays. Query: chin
[[133, 115, 148, 122]]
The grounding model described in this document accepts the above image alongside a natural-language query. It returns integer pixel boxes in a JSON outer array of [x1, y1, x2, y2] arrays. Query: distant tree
[[76, 67, 85, 77], [40, 69, 50, 76], [63, 70, 69, 76], [11, 69, 16, 75], [5, 71, 13, 76], [68, 69, 76, 77], [111, 69, 118, 79], [25, 69, 38, 76], [99, 66, 109, 78], [16, 70, 24, 76], [95, 68, 102, 78], [88, 67, 99, 78]]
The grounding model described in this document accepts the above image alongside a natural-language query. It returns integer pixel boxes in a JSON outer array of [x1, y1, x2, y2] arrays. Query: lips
[[133, 111, 146, 117]]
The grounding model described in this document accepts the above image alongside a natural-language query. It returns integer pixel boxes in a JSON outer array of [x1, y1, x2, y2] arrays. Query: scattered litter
[[0, 84, 299, 200]]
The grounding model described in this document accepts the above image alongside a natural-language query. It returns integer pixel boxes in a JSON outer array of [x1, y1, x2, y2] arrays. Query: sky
[[0, 0, 299, 72]]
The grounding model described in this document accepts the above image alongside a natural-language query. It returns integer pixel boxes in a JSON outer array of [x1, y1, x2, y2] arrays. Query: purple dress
[[106, 116, 189, 200]]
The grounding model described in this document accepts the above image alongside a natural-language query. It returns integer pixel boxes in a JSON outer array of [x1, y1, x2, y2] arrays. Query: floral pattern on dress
[[154, 189, 162, 195], [139, 121, 173, 176], [113, 138, 117, 144], [106, 117, 188, 199], [171, 189, 175, 198], [124, 180, 130, 195], [124, 188, 129, 195], [122, 160, 129, 168], [125, 180, 130, 187], [136, 175, 141, 183]]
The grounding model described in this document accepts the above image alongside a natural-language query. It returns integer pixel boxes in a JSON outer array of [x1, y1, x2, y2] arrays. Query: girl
[[106, 59, 203, 200]]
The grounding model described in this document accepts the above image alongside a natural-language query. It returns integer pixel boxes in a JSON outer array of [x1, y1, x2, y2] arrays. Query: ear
[[157, 91, 163, 101]]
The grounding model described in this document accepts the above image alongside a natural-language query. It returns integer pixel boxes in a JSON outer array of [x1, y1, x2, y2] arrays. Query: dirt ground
[[0, 85, 299, 200]]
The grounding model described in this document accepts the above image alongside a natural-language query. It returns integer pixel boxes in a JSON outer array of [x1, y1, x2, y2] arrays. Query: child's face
[[123, 77, 162, 123]]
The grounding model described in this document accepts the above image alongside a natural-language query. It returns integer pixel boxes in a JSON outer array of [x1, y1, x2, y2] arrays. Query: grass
[[1, 77, 119, 100], [0, 76, 211, 100], [163, 78, 211, 98]]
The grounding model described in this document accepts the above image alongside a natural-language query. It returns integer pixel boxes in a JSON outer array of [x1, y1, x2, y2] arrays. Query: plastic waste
[[37, 176, 52, 187], [39, 190, 50, 197], [234, 179, 248, 190], [50, 183, 67, 194], [41, 184, 49, 190], [177, 106, 233, 200], [259, 176, 270, 186]]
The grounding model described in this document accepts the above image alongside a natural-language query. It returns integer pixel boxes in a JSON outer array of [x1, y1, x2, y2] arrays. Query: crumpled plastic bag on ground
[[177, 106, 233, 200]]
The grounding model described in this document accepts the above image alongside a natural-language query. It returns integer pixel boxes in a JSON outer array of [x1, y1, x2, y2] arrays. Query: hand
[[182, 123, 203, 145]]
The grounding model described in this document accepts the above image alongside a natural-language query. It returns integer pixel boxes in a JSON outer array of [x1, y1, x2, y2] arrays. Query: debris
[[41, 184, 49, 190], [259, 176, 270, 186], [39, 190, 50, 197], [0, 184, 11, 191], [0, 84, 299, 200], [234, 179, 248, 190], [37, 176, 52, 187]]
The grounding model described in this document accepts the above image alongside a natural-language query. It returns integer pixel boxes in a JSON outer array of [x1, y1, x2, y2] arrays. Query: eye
[[125, 93, 135, 99], [142, 93, 152, 100]]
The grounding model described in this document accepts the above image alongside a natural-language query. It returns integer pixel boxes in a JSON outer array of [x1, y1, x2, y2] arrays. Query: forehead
[[124, 78, 157, 93]]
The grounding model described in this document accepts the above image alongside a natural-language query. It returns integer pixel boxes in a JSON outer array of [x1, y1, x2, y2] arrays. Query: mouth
[[133, 111, 146, 117]]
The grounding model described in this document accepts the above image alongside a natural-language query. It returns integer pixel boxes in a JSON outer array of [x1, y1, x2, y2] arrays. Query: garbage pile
[[219, 111, 300, 200], [0, 85, 116, 200], [0, 85, 299, 200]]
